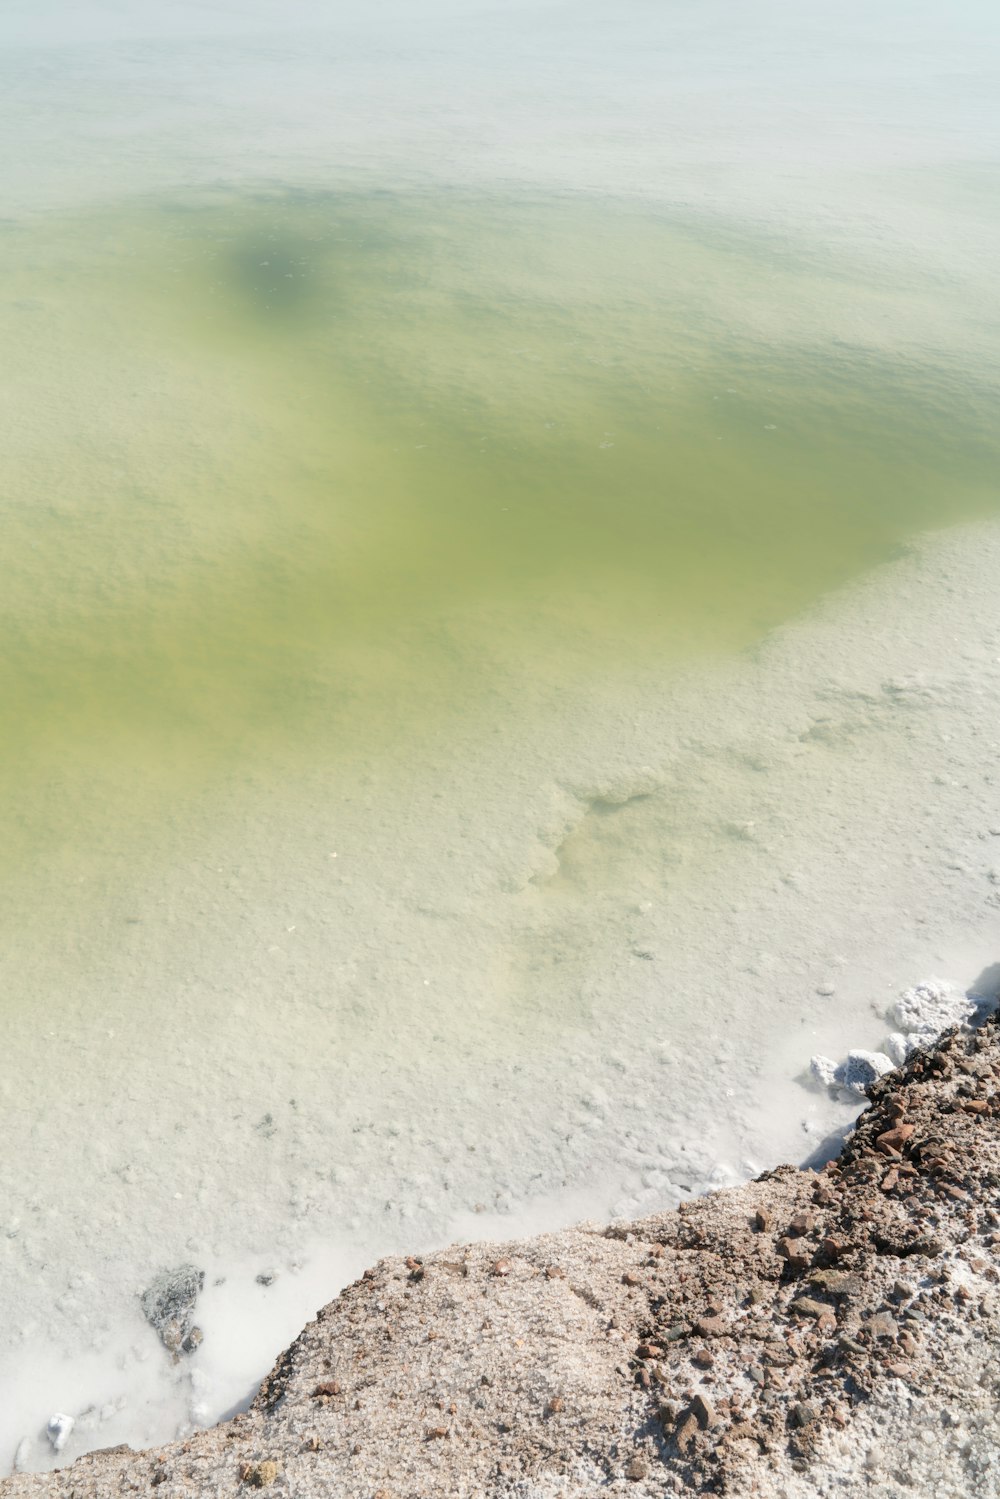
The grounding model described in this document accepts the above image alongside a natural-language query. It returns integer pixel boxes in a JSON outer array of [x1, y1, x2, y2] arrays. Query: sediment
[[6, 1014, 1000, 1498]]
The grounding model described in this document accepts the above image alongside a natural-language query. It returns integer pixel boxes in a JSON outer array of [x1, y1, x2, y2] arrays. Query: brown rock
[[790, 1296, 832, 1321], [692, 1393, 716, 1429], [693, 1315, 728, 1337], [239, 1460, 280, 1488], [676, 1413, 699, 1454], [876, 1123, 915, 1154], [777, 1237, 812, 1270]]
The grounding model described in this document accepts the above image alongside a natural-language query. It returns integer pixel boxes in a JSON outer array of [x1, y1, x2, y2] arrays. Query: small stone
[[866, 1311, 899, 1341], [140, 1265, 205, 1357], [808, 1269, 860, 1297], [754, 1208, 773, 1232], [622, 1272, 641, 1287], [491, 1259, 512, 1277], [790, 1297, 832, 1321], [789, 1401, 819, 1428], [876, 1124, 915, 1155], [692, 1393, 716, 1428], [777, 1237, 812, 1270], [676, 1413, 699, 1453], [693, 1315, 727, 1337], [692, 1348, 714, 1369], [239, 1459, 280, 1488], [425, 1427, 449, 1441], [544, 1264, 565, 1279], [625, 1455, 650, 1480]]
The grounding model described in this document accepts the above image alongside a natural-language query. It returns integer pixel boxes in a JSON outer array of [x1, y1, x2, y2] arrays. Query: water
[[1, 0, 999, 1473]]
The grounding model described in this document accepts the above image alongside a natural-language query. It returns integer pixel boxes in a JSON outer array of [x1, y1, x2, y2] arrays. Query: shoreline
[[3, 516, 1000, 1470], [5, 995, 1000, 1497]]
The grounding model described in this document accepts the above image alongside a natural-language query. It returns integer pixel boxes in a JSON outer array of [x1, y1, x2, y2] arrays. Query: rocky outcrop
[[6, 1016, 1000, 1498]]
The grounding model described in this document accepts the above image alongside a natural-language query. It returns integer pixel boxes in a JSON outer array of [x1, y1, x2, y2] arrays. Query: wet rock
[[140, 1264, 205, 1357]]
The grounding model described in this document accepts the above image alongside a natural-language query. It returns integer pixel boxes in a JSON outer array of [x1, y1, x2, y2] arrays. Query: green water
[[2, 188, 998, 875]]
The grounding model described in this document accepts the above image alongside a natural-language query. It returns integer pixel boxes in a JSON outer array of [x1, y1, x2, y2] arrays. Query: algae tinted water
[[3, 187, 998, 884]]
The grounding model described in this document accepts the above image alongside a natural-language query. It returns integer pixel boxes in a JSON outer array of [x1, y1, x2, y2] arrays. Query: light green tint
[[2, 188, 998, 876]]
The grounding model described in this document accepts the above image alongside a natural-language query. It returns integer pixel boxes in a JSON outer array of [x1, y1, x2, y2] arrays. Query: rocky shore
[[6, 1011, 1000, 1498]]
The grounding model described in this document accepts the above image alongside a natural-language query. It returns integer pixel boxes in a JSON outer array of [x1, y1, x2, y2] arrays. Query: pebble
[[866, 1311, 900, 1341], [692, 1393, 716, 1428]]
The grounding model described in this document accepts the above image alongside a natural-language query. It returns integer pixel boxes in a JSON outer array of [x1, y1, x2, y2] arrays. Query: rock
[[693, 1315, 728, 1337], [790, 1297, 831, 1321], [239, 1459, 280, 1487], [777, 1237, 812, 1270], [46, 1414, 74, 1454], [876, 1123, 915, 1155], [808, 1270, 861, 1297], [839, 1051, 895, 1097], [866, 1311, 899, 1341], [140, 1264, 205, 1357], [625, 1454, 650, 1480], [692, 1393, 716, 1429]]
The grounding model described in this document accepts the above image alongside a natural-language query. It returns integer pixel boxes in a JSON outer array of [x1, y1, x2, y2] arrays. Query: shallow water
[[2, 187, 997, 890], [2, 0, 999, 1474]]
